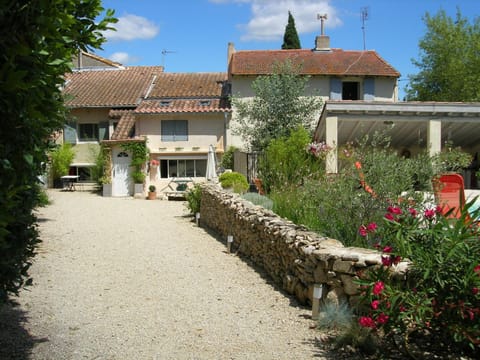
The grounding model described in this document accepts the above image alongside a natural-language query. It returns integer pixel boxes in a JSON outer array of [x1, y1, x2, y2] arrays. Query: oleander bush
[[356, 202, 480, 356]]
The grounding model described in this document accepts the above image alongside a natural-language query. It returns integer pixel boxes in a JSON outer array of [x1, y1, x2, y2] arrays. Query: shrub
[[49, 143, 75, 180], [259, 127, 326, 193], [148, 185, 156, 192], [218, 172, 249, 194], [185, 184, 202, 214], [357, 202, 480, 355], [270, 130, 435, 247], [220, 146, 237, 170]]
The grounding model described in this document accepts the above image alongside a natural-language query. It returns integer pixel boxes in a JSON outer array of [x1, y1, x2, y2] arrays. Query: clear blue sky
[[98, 0, 478, 100]]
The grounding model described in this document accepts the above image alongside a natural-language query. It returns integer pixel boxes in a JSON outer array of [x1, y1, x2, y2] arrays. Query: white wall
[[137, 114, 225, 152]]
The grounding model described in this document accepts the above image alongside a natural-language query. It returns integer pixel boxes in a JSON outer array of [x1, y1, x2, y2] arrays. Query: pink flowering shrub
[[357, 201, 480, 353]]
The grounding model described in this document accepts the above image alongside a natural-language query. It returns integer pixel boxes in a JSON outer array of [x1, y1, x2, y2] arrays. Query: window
[[342, 82, 359, 100], [78, 123, 99, 141], [160, 159, 206, 178], [161, 120, 188, 141]]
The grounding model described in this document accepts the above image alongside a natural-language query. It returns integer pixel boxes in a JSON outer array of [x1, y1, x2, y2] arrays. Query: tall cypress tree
[[282, 11, 301, 49]]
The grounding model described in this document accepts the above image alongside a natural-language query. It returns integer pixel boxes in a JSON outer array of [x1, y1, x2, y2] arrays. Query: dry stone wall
[[199, 184, 409, 307]]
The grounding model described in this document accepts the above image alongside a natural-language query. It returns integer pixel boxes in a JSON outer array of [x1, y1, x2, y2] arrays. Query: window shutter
[[330, 78, 342, 100], [99, 122, 109, 141], [64, 121, 77, 144], [363, 78, 375, 100], [161, 121, 175, 141], [175, 120, 188, 141]]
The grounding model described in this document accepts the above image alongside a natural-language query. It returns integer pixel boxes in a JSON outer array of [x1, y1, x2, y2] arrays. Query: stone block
[[340, 274, 360, 295], [332, 260, 355, 274], [314, 265, 328, 283]]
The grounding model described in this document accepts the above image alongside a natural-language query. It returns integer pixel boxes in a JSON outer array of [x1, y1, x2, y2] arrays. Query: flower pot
[[148, 191, 157, 200], [102, 183, 112, 197]]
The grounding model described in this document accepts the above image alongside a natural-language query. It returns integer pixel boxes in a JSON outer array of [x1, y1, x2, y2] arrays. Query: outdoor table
[[61, 175, 79, 191]]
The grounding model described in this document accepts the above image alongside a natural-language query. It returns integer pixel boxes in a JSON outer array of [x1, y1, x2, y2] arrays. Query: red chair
[[433, 173, 469, 220]]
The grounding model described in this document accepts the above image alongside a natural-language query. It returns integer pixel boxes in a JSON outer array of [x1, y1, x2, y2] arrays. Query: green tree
[[282, 11, 301, 49], [231, 60, 322, 152], [405, 9, 480, 101], [0, 1, 116, 301]]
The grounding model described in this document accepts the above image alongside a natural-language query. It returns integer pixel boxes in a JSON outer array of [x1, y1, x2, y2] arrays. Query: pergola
[[314, 101, 480, 174]]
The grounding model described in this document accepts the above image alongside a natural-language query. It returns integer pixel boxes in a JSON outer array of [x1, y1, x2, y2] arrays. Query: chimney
[[315, 35, 330, 51], [227, 42, 235, 69], [314, 14, 330, 51]]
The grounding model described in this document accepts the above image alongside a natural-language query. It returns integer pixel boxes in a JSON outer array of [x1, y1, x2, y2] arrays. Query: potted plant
[[147, 185, 157, 200]]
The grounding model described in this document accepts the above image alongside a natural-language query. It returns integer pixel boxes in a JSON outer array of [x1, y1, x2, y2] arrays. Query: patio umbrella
[[206, 144, 217, 181]]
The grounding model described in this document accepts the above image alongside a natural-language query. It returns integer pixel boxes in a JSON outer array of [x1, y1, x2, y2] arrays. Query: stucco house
[[63, 51, 163, 192], [63, 52, 230, 196], [124, 72, 231, 195], [227, 34, 480, 187]]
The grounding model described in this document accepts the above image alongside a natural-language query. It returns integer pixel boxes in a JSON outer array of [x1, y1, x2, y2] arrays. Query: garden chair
[[432, 173, 474, 222]]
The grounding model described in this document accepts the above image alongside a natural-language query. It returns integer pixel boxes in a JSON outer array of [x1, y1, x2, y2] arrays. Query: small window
[[78, 123, 99, 141], [161, 120, 188, 142], [159, 100, 171, 107], [199, 100, 211, 106]]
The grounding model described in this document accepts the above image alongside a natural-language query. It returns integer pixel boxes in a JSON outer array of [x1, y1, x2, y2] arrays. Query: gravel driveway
[[1, 190, 329, 359]]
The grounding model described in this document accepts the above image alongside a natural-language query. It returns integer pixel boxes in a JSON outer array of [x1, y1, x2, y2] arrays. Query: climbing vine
[[121, 141, 148, 183]]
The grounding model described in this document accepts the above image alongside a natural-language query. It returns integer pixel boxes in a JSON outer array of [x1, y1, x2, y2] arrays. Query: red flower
[[382, 246, 393, 253], [387, 206, 402, 214], [399, 305, 407, 312], [359, 225, 368, 237], [381, 256, 392, 267], [371, 300, 380, 310], [367, 222, 378, 232], [359, 316, 376, 329], [474, 265, 480, 274], [377, 313, 389, 324], [393, 255, 402, 265], [408, 208, 417, 217], [373, 281, 385, 295], [473, 287, 479, 295], [435, 205, 443, 214], [424, 208, 436, 219], [385, 213, 395, 221]]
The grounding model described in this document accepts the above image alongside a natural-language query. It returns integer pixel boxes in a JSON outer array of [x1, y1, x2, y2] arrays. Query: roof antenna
[[361, 7, 369, 50], [317, 13, 327, 35], [161, 49, 176, 69]]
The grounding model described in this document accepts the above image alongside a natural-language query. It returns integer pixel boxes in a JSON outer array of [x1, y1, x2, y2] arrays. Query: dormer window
[[199, 100, 211, 106], [159, 100, 171, 107]]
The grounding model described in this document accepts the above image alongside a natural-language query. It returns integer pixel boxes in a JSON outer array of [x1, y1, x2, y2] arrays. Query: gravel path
[[2, 190, 330, 359]]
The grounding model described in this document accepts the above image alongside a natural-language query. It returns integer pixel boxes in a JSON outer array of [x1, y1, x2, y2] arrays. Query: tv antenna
[[161, 49, 176, 69], [317, 13, 327, 35], [361, 7, 369, 50]]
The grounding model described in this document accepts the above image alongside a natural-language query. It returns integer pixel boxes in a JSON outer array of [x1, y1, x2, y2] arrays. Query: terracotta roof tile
[[136, 72, 231, 114], [110, 111, 136, 140], [229, 49, 400, 77], [64, 66, 164, 107], [148, 72, 228, 98], [135, 99, 231, 114]]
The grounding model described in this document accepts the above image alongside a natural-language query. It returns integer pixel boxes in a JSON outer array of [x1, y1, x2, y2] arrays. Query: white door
[[112, 149, 132, 196]]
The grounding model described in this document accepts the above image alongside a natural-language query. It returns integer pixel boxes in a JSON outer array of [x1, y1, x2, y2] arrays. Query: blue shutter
[[64, 121, 77, 144], [161, 121, 175, 141], [330, 78, 342, 100], [175, 120, 188, 141], [99, 122, 109, 141], [363, 78, 375, 100]]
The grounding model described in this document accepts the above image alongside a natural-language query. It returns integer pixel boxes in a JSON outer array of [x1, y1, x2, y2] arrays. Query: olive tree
[[231, 60, 323, 152]]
